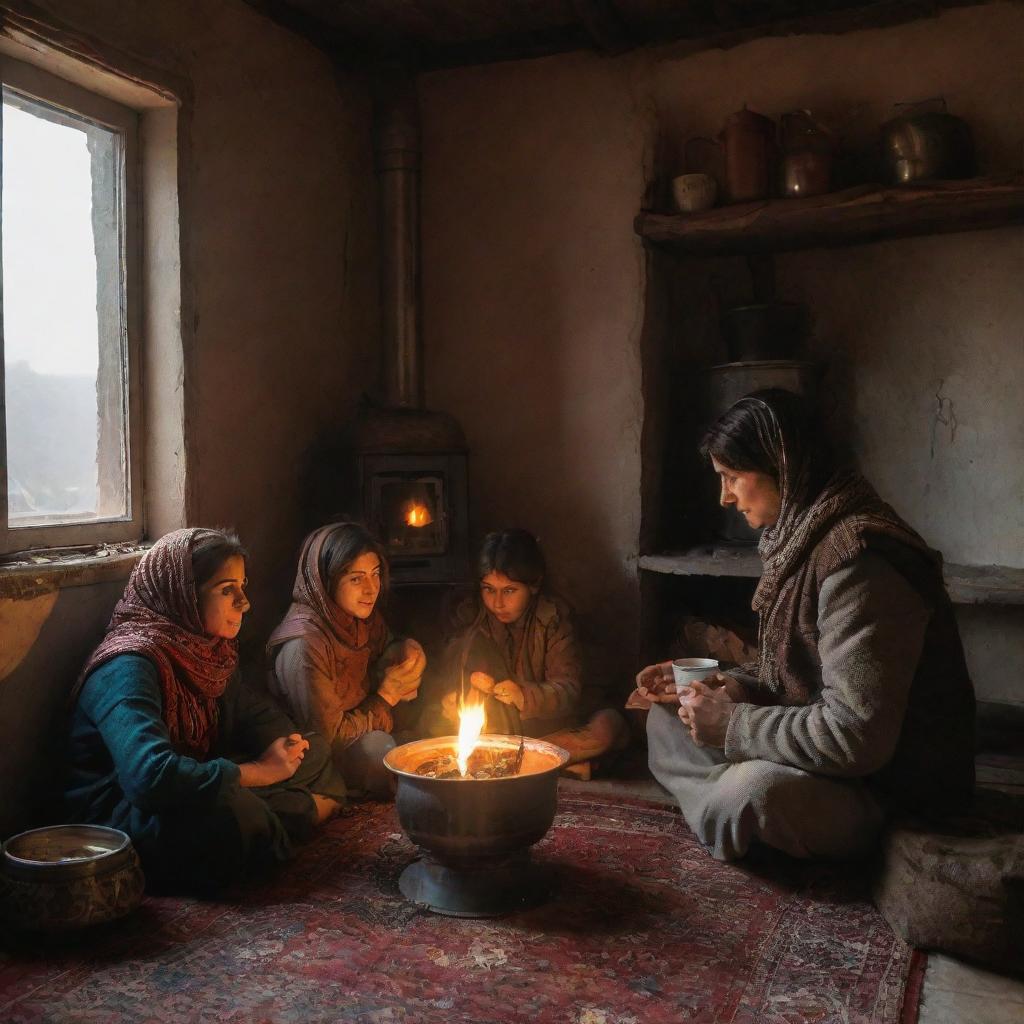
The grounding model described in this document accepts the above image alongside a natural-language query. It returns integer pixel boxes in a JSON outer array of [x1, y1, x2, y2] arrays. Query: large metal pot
[[385, 735, 567, 863], [720, 302, 808, 362], [384, 735, 568, 916], [1, 824, 145, 931], [880, 98, 975, 184]]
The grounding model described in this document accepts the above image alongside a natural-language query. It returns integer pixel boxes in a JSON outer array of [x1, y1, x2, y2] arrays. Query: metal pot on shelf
[[720, 302, 808, 362], [880, 97, 975, 184], [780, 110, 834, 198], [687, 106, 776, 205], [721, 106, 776, 202]]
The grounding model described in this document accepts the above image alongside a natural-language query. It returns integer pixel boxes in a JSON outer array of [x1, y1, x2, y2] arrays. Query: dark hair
[[191, 528, 248, 588], [318, 522, 389, 595], [478, 529, 545, 588], [699, 388, 835, 493]]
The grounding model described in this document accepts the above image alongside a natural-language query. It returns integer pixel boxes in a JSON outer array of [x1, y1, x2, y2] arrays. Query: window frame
[[0, 54, 143, 555]]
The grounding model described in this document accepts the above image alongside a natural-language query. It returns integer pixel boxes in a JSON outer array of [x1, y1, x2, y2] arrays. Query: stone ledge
[[0, 544, 148, 599]]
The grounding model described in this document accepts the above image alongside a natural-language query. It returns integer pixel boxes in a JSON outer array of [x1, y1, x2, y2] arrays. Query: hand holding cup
[[635, 661, 679, 703], [678, 679, 736, 747]]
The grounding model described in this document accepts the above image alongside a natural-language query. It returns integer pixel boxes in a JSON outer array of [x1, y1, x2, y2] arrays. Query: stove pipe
[[373, 73, 423, 410]]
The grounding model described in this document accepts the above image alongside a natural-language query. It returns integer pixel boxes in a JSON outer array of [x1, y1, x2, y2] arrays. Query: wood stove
[[346, 75, 470, 585], [352, 407, 469, 584]]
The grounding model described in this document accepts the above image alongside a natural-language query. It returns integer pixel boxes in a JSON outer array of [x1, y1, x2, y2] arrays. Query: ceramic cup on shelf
[[672, 658, 720, 702], [671, 173, 718, 213]]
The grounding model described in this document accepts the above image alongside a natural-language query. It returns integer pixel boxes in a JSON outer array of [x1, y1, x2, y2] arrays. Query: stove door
[[371, 473, 448, 557]]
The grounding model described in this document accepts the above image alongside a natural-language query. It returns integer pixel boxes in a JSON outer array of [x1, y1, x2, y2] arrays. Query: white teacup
[[671, 173, 717, 213], [671, 658, 720, 703]]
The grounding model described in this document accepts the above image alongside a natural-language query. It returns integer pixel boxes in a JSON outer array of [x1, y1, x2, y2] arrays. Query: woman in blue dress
[[65, 527, 345, 892]]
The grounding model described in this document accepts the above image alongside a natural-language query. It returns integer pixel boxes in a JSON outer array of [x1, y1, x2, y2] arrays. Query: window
[[0, 55, 141, 554]]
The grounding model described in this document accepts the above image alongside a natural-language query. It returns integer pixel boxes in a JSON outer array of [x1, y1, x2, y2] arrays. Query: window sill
[[0, 542, 148, 599]]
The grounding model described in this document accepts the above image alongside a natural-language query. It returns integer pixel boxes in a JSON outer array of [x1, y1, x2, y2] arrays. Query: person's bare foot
[[586, 708, 631, 752], [312, 794, 343, 824], [544, 709, 631, 765]]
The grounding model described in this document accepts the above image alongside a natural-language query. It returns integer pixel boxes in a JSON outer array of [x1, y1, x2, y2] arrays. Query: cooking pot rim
[[384, 734, 569, 782], [2, 824, 133, 881]]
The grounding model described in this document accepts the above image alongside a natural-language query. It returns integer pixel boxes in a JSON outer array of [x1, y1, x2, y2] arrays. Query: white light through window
[[2, 88, 128, 527]]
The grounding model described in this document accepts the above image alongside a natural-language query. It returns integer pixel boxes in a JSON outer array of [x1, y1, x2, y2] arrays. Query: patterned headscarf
[[266, 524, 388, 698], [76, 528, 239, 758]]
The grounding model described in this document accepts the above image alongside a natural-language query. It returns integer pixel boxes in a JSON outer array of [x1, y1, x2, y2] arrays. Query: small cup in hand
[[671, 658, 719, 705]]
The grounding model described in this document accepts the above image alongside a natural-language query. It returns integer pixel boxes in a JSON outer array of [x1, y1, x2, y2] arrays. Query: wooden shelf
[[639, 547, 1024, 605], [943, 564, 1024, 606], [640, 547, 761, 579], [635, 176, 1024, 255]]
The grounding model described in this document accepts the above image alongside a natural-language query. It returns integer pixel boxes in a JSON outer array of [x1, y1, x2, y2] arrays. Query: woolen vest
[[766, 520, 976, 815]]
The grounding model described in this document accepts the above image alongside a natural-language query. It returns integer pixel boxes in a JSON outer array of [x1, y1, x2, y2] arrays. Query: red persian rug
[[1, 791, 923, 1024]]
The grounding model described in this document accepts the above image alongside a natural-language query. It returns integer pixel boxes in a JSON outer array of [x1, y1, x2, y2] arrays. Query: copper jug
[[720, 106, 776, 203], [780, 110, 834, 198]]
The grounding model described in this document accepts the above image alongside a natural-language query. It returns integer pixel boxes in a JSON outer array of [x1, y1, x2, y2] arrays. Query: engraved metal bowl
[[1, 824, 145, 931]]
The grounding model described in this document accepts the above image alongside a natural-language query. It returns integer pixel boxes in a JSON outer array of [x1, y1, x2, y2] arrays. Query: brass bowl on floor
[[1, 824, 145, 931]]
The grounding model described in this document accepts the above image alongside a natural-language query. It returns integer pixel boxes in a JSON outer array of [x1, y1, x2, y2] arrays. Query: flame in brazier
[[456, 702, 485, 776], [383, 732, 571, 917]]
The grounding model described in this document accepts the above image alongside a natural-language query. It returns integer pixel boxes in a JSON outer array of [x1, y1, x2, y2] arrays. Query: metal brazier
[[384, 735, 568, 916]]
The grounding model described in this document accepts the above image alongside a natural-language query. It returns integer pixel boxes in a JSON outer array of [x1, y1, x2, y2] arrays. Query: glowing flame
[[456, 702, 485, 777], [405, 502, 433, 528]]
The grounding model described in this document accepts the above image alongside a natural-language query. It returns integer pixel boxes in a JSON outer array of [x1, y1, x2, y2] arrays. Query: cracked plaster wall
[[420, 1, 1024, 703]]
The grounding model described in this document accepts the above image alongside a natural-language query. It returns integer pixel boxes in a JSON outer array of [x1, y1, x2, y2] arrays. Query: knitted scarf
[[75, 528, 238, 758], [747, 399, 935, 692]]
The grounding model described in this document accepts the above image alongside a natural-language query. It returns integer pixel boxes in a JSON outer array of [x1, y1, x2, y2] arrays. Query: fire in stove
[[353, 435, 468, 584], [373, 476, 446, 556], [404, 500, 433, 528]]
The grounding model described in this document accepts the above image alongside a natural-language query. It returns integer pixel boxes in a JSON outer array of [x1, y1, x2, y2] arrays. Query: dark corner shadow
[[201, 862, 356, 910], [505, 860, 693, 937], [725, 842, 878, 905], [0, 902, 167, 964], [228, 831, 415, 909], [739, 847, 881, 908]]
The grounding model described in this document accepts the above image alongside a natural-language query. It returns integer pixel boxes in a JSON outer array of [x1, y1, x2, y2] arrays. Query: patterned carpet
[[1, 791, 922, 1023]]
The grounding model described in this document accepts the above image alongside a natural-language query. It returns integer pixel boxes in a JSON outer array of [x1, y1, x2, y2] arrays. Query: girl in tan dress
[[267, 522, 425, 798], [438, 529, 628, 769]]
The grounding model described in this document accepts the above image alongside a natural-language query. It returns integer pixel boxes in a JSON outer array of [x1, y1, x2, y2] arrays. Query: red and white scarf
[[75, 528, 238, 758]]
